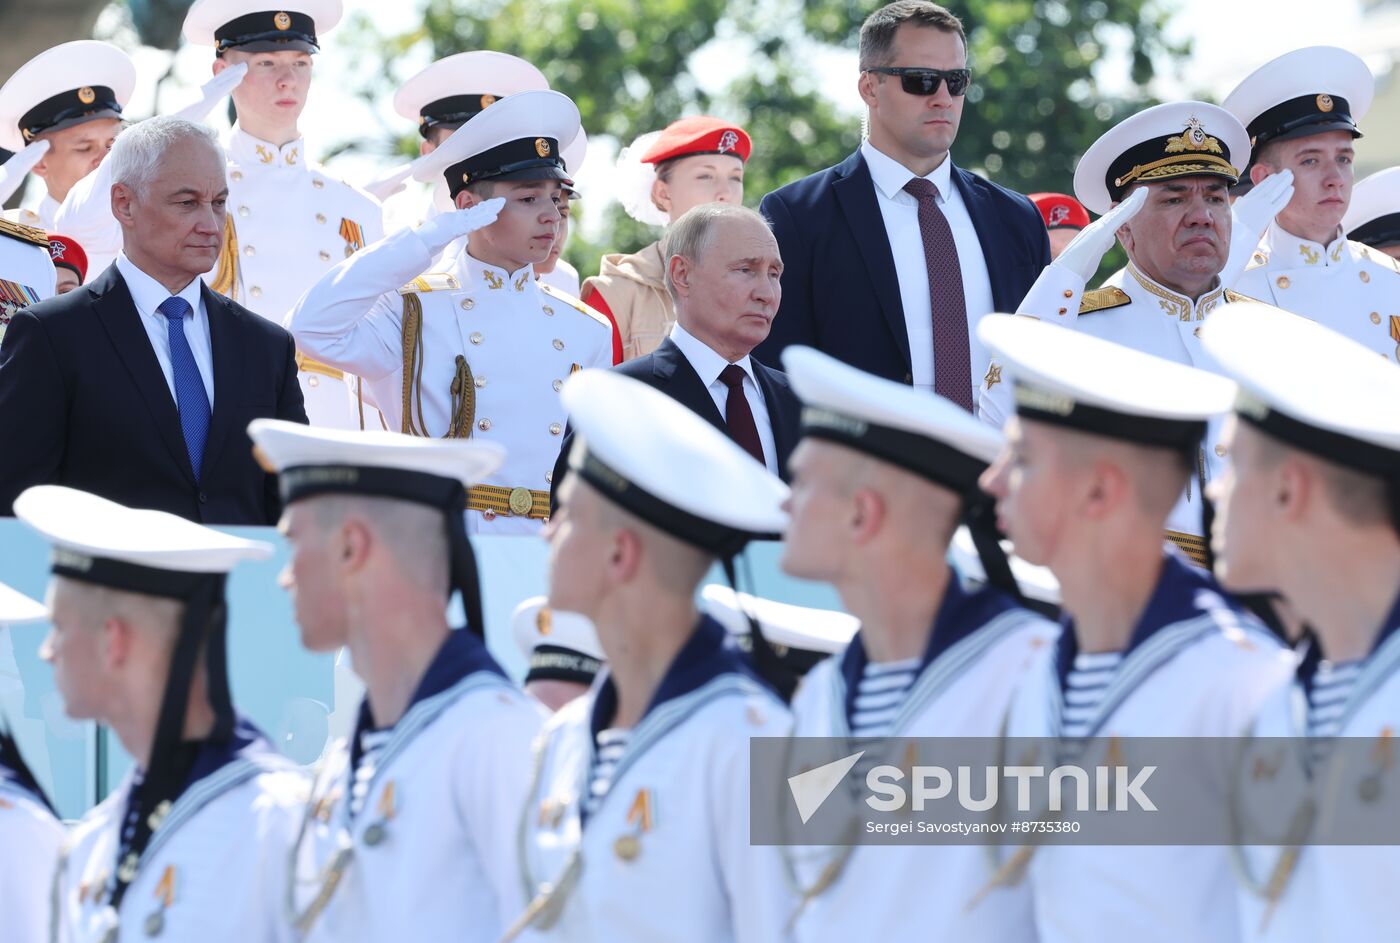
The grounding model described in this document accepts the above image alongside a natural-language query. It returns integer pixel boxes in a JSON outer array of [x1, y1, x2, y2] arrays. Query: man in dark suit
[[553, 203, 800, 503], [754, 1, 1051, 410], [0, 116, 305, 524]]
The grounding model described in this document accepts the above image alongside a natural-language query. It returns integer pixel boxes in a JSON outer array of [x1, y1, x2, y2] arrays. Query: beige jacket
[[581, 241, 675, 362]]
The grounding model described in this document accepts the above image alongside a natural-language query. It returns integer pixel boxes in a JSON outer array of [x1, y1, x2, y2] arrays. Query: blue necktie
[[158, 296, 211, 481]]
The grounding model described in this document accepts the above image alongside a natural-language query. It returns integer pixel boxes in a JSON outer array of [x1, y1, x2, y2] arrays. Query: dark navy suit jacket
[[0, 265, 307, 523], [551, 336, 801, 509], [754, 149, 1051, 383]]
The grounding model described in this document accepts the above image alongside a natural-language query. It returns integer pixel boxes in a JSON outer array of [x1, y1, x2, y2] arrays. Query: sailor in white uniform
[[770, 346, 1054, 941], [13, 485, 307, 943], [0, 214, 56, 345], [0, 581, 65, 943], [248, 419, 544, 943], [1223, 46, 1400, 361], [1344, 165, 1400, 261], [506, 370, 793, 942], [182, 0, 385, 430], [979, 102, 1263, 560], [974, 315, 1294, 943], [1201, 304, 1400, 942], [286, 90, 611, 534], [511, 595, 605, 712]]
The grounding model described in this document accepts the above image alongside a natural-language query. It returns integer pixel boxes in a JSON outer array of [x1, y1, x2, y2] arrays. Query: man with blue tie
[[0, 116, 305, 522], [754, 0, 1049, 403]]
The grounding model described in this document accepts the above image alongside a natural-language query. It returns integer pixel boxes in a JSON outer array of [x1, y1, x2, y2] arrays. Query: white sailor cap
[[394, 51, 549, 137], [561, 369, 789, 555], [0, 41, 135, 153], [510, 595, 604, 686], [1073, 101, 1250, 215], [1222, 47, 1372, 156], [782, 345, 1002, 494], [1200, 301, 1400, 480], [978, 314, 1235, 450], [0, 218, 57, 319], [0, 582, 46, 625], [411, 89, 580, 200], [183, 0, 343, 53], [700, 585, 858, 657], [947, 526, 1061, 606], [1344, 166, 1400, 250], [14, 485, 272, 592]]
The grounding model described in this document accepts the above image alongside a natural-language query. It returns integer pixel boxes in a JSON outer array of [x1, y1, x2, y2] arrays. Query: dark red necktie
[[719, 364, 766, 466], [903, 177, 973, 411]]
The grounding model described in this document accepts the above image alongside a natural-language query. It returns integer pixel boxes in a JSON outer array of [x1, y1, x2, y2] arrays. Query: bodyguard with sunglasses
[[754, 1, 1050, 408]]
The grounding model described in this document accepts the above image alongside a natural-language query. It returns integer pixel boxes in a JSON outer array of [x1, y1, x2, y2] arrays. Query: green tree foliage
[[355, 0, 1188, 278]]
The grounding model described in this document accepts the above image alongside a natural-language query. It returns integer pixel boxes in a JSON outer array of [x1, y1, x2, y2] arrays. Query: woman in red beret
[[581, 116, 751, 363]]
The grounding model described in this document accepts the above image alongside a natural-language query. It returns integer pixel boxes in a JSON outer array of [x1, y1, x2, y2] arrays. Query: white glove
[[1051, 186, 1149, 283], [171, 62, 248, 123], [1218, 169, 1294, 289], [0, 140, 49, 205], [416, 197, 505, 253], [363, 163, 413, 201]]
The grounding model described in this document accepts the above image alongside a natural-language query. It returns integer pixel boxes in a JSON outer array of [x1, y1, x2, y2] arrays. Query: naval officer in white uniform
[[249, 418, 543, 943], [507, 369, 792, 942], [1224, 46, 1400, 361], [773, 345, 1054, 941], [1344, 165, 1400, 261], [978, 102, 1265, 561], [286, 89, 611, 534], [1202, 305, 1400, 942], [975, 315, 1293, 943], [0, 581, 64, 943], [15, 485, 307, 943], [182, 0, 385, 430]]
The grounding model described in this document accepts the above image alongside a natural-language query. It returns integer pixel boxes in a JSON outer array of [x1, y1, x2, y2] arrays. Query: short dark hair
[[859, 1, 967, 70]]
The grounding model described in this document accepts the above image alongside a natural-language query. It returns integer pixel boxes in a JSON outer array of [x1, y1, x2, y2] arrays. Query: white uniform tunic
[[1001, 552, 1293, 943], [288, 630, 543, 943], [51, 159, 121, 281], [286, 225, 611, 534], [53, 723, 308, 943], [208, 128, 384, 430], [515, 616, 791, 943], [1, 768, 63, 943], [786, 575, 1055, 943], [979, 262, 1247, 549], [1233, 223, 1400, 363], [1233, 592, 1400, 942]]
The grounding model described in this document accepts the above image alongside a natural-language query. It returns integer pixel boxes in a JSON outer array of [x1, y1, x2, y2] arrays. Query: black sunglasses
[[864, 67, 971, 97]]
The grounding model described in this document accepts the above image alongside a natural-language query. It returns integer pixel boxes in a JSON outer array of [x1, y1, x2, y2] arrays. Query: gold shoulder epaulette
[[539, 281, 610, 329], [1223, 289, 1262, 304], [0, 216, 50, 249], [1079, 286, 1131, 315], [1357, 243, 1400, 276], [398, 272, 460, 295]]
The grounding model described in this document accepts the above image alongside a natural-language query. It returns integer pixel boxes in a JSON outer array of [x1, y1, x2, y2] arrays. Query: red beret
[[47, 234, 87, 283], [639, 116, 751, 165], [1029, 192, 1090, 230]]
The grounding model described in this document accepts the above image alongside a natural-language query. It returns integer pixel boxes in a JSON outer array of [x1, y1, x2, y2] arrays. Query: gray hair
[[661, 203, 771, 302], [109, 116, 222, 197]]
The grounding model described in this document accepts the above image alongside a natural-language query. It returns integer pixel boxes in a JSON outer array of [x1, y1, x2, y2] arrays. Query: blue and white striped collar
[[1295, 587, 1400, 693], [121, 716, 274, 829], [589, 614, 764, 737]]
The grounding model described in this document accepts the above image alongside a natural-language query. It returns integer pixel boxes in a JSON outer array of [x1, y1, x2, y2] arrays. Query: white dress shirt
[[116, 253, 215, 407], [668, 322, 779, 476], [860, 140, 996, 394]]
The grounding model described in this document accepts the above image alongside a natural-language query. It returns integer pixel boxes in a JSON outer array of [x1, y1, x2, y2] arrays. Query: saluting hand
[[0, 140, 49, 206], [171, 62, 249, 123], [1218, 169, 1294, 289], [416, 197, 507, 252], [1052, 186, 1150, 283]]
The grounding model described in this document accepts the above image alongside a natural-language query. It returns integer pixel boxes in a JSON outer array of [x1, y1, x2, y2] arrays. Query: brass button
[[1275, 276, 1290, 289], [244, 245, 256, 257], [482, 508, 496, 521], [1361, 271, 1371, 283], [312, 178, 325, 189], [545, 471, 553, 484], [250, 286, 262, 298], [549, 423, 562, 435], [552, 379, 563, 392], [319, 251, 331, 261], [316, 213, 327, 224], [1215, 444, 1227, 458], [552, 339, 564, 350], [308, 375, 320, 388], [543, 305, 555, 316], [470, 332, 483, 345], [461, 298, 475, 310], [508, 487, 533, 516], [474, 375, 486, 388], [1193, 327, 1202, 337], [231, 170, 243, 181], [615, 835, 640, 861], [1057, 307, 1067, 315], [478, 418, 492, 431], [238, 205, 250, 217], [1371, 312, 1382, 325], [1062, 289, 1073, 298]]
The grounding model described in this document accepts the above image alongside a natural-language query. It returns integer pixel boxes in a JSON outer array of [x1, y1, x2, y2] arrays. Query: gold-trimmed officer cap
[[0, 41, 135, 153], [1223, 46, 1372, 155]]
